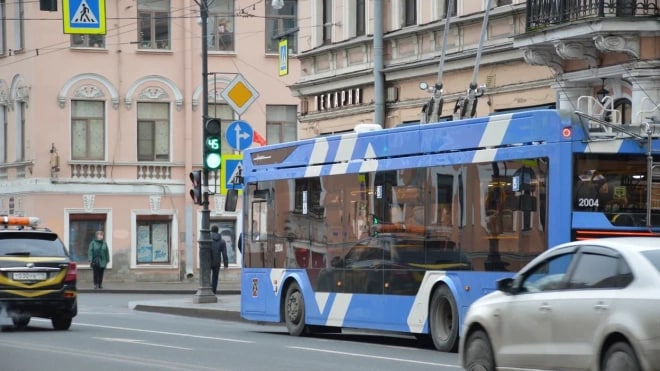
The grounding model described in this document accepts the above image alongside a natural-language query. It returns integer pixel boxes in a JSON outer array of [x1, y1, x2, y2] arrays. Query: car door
[[548, 247, 630, 369], [497, 252, 575, 369]]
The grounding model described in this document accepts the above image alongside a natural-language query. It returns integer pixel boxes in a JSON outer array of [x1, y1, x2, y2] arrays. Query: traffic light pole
[[193, 0, 217, 304]]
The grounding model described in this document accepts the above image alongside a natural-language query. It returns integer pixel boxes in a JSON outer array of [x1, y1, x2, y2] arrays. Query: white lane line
[[32, 318, 254, 344], [0, 339, 218, 371], [94, 337, 194, 351], [288, 346, 461, 368]]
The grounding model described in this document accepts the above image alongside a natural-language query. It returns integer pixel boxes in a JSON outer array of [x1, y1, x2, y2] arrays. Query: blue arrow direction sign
[[226, 120, 253, 151], [63, 0, 106, 35], [221, 154, 244, 195]]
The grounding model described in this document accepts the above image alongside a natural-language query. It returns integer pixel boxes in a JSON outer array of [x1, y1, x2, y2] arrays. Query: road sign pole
[[194, 0, 217, 304]]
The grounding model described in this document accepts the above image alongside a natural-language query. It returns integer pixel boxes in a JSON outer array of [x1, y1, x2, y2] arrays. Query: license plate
[[13, 272, 47, 281]]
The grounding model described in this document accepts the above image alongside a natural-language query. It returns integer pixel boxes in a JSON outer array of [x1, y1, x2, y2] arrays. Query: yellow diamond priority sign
[[221, 74, 260, 116]]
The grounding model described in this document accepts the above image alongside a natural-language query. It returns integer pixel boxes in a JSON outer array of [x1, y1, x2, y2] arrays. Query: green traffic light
[[205, 153, 221, 170]]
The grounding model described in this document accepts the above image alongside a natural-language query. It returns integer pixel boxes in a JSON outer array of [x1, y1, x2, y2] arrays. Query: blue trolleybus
[[237, 109, 660, 351]]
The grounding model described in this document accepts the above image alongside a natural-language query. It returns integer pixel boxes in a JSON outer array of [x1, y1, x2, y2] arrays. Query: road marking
[[0, 339, 218, 371], [288, 346, 462, 368], [94, 337, 194, 350], [32, 319, 254, 343]]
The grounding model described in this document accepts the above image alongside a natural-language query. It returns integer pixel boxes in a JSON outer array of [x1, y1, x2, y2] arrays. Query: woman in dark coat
[[88, 230, 110, 289]]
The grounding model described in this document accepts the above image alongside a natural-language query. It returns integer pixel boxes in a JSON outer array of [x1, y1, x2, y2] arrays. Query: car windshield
[[0, 232, 68, 257], [640, 249, 660, 272]]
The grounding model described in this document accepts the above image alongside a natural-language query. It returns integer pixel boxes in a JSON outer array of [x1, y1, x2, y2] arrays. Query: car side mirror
[[496, 277, 515, 293]]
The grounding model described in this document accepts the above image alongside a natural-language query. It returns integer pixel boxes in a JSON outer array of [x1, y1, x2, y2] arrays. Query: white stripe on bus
[[479, 113, 512, 148], [326, 293, 352, 327]]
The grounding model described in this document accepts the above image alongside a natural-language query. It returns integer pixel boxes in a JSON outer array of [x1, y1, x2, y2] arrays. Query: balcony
[[526, 0, 659, 31], [515, 0, 658, 74]]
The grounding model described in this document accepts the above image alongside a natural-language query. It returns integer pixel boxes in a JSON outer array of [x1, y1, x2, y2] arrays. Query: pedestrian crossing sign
[[63, 0, 106, 35], [220, 154, 244, 196]]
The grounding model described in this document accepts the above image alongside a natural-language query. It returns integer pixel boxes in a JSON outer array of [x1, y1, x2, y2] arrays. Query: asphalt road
[[0, 293, 462, 371]]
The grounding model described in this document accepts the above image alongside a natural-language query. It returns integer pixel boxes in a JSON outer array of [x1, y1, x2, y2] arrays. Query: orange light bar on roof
[[575, 229, 659, 240], [1, 216, 40, 227]]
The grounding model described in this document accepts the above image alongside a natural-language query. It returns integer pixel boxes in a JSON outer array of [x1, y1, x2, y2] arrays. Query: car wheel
[[429, 285, 459, 352], [12, 315, 30, 329], [284, 281, 308, 336], [602, 342, 641, 371], [51, 315, 73, 331], [464, 329, 495, 371]]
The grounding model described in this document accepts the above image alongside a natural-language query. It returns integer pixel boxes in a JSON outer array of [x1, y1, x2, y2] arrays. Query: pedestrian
[[88, 230, 110, 289], [210, 225, 228, 294]]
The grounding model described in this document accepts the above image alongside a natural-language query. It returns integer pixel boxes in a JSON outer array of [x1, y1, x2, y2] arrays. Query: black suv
[[0, 217, 77, 330]]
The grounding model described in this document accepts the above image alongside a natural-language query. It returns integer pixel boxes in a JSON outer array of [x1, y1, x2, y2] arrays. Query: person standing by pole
[[210, 225, 227, 294], [88, 230, 110, 289]]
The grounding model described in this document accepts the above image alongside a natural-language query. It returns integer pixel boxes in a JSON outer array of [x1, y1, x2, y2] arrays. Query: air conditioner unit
[[386, 87, 399, 103]]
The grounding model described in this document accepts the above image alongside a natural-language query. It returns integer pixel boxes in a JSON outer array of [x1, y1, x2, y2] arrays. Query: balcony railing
[[526, 0, 659, 31]]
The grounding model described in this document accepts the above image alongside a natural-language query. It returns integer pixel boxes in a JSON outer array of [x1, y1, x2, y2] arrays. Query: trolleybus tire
[[429, 285, 459, 352], [464, 329, 495, 371], [601, 342, 641, 371], [284, 281, 309, 336]]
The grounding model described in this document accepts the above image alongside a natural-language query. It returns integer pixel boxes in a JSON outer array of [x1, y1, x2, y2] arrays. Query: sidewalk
[[78, 278, 244, 322]]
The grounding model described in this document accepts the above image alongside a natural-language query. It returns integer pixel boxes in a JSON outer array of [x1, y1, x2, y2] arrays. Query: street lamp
[[271, 0, 284, 10], [596, 78, 610, 104]]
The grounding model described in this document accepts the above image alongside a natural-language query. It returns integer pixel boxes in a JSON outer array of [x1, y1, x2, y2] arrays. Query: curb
[[132, 304, 244, 322], [78, 289, 241, 295]]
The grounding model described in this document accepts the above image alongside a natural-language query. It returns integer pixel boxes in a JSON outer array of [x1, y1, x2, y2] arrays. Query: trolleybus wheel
[[284, 281, 308, 336], [429, 285, 459, 352]]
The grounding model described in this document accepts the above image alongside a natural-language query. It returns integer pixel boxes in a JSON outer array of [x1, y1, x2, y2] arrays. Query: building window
[[71, 34, 105, 48], [71, 100, 105, 160], [266, 0, 297, 53], [614, 98, 632, 125], [208, 0, 234, 52], [0, 1, 6, 56], [209, 103, 235, 155], [136, 215, 171, 264], [322, 0, 332, 44], [138, 0, 170, 50], [404, 0, 416, 26], [443, 0, 457, 17], [266, 105, 297, 144], [0, 106, 5, 163], [211, 220, 238, 265], [16, 101, 25, 161], [497, 0, 512, 5], [15, 0, 23, 51], [69, 213, 106, 264], [356, 0, 366, 36], [137, 102, 170, 161]]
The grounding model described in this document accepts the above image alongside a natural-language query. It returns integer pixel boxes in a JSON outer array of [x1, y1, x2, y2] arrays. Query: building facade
[[1, 0, 658, 283], [0, 0, 300, 282], [292, 0, 658, 136]]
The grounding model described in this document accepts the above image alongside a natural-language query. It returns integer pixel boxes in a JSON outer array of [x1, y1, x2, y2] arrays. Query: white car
[[460, 237, 660, 371]]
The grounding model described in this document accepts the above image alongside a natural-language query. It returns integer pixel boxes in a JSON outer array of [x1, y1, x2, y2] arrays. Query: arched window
[[614, 98, 631, 125]]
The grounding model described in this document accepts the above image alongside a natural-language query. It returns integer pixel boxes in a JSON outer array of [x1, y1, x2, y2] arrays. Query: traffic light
[[204, 118, 222, 170], [40, 0, 57, 11], [189, 170, 203, 205]]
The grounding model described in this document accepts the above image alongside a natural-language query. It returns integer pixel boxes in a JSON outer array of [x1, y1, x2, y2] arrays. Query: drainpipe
[[373, 0, 385, 126]]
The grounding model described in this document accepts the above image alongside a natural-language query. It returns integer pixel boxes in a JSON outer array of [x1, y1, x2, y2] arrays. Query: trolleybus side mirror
[[225, 189, 238, 212]]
